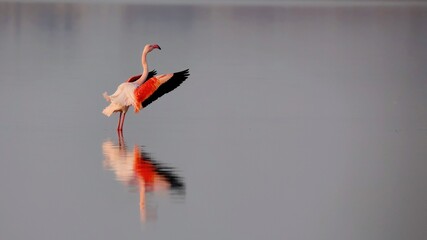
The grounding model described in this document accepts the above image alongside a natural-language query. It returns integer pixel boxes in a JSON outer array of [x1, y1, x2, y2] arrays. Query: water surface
[[0, 2, 426, 240]]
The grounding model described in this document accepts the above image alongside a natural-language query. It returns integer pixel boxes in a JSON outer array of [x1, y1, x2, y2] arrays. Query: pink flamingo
[[102, 44, 189, 131]]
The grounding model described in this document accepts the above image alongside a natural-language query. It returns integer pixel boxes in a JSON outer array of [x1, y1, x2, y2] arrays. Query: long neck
[[140, 50, 149, 80]]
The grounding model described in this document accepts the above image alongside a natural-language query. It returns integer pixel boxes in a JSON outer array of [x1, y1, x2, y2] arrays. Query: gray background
[[0, 2, 426, 240]]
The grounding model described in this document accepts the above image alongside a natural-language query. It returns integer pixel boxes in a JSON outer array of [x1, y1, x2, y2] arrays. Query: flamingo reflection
[[102, 132, 185, 223]]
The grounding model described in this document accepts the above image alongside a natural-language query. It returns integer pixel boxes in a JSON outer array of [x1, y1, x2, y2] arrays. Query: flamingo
[[102, 44, 189, 131]]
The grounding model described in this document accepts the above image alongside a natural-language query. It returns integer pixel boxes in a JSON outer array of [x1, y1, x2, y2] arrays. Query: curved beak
[[153, 44, 161, 50]]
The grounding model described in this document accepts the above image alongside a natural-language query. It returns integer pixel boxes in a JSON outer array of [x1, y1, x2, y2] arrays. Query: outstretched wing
[[142, 69, 190, 108], [126, 70, 157, 83]]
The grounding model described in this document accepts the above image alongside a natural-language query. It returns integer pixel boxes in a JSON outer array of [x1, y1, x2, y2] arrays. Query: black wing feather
[[145, 70, 157, 83], [142, 69, 190, 108]]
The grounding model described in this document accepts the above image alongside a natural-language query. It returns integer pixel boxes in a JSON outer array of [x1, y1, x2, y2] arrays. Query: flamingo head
[[144, 44, 161, 53]]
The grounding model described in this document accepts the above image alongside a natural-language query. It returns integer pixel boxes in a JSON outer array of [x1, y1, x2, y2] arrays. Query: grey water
[[1, 2, 427, 240]]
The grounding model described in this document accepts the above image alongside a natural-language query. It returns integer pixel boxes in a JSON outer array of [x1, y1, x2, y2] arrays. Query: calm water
[[1, 2, 427, 240]]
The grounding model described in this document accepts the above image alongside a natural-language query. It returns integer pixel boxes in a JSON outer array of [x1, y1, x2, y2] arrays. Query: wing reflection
[[102, 132, 185, 223]]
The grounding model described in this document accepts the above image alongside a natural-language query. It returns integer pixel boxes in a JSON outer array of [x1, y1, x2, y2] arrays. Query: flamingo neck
[[140, 51, 149, 81]]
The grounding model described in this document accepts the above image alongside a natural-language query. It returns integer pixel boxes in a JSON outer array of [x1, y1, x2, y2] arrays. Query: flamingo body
[[102, 82, 138, 117]]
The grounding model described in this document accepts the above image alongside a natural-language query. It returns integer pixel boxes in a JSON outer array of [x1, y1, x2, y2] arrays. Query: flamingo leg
[[118, 111, 127, 131], [117, 111, 123, 131]]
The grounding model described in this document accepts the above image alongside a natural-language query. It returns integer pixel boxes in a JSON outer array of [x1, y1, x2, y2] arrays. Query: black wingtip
[[174, 69, 190, 78]]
